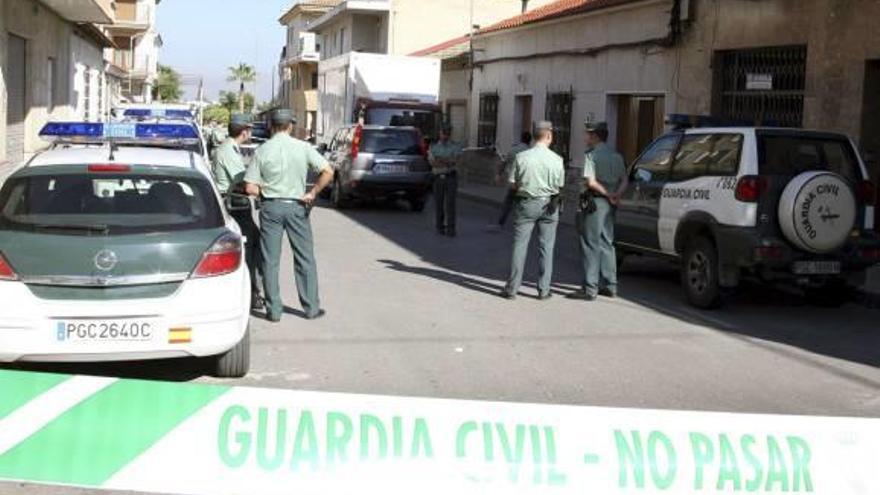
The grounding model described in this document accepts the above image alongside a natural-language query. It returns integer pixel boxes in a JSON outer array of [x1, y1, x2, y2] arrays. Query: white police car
[[616, 118, 879, 308], [0, 122, 251, 376]]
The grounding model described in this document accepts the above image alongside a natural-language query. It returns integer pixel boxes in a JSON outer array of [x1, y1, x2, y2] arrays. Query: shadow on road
[[332, 197, 880, 373], [1, 358, 210, 382]]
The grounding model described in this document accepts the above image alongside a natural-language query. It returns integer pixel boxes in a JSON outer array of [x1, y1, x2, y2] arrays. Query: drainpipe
[[521, 0, 528, 13]]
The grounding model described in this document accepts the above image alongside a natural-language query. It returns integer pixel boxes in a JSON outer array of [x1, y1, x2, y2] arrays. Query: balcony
[[40, 0, 114, 23], [106, 0, 151, 34], [310, 0, 390, 32]]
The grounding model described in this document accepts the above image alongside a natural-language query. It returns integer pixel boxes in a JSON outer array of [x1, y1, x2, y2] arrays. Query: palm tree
[[227, 63, 256, 113]]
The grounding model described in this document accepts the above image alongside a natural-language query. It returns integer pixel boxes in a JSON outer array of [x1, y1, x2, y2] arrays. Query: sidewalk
[[459, 183, 880, 302]]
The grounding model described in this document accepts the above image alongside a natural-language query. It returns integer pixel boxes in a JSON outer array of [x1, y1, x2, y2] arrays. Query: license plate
[[54, 319, 156, 343], [374, 164, 408, 174], [792, 261, 841, 275]]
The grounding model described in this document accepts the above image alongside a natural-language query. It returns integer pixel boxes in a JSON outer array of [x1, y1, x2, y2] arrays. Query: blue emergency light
[[40, 122, 199, 141], [123, 108, 194, 119]]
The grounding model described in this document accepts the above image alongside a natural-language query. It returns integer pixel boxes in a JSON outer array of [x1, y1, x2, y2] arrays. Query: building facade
[[431, 0, 880, 184], [104, 0, 163, 104], [1, 0, 114, 170], [279, 0, 339, 139]]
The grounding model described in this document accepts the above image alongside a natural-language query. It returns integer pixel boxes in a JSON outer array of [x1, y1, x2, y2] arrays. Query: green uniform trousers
[[259, 200, 321, 319], [505, 197, 559, 296], [578, 197, 617, 296]]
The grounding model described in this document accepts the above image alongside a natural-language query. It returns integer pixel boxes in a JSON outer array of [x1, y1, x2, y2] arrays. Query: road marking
[[0, 375, 116, 455]]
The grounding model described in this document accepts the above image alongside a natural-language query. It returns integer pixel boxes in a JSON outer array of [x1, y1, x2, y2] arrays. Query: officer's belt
[[262, 197, 301, 204]]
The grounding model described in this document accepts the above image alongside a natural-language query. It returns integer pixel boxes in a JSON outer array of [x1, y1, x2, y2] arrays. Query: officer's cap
[[535, 121, 554, 132], [270, 109, 296, 125], [585, 121, 609, 133], [230, 113, 253, 127]]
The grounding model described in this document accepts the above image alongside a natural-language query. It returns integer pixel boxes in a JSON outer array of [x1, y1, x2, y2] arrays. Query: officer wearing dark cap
[[244, 109, 334, 322], [567, 121, 628, 301], [428, 123, 463, 236], [501, 121, 566, 300], [214, 113, 264, 310]]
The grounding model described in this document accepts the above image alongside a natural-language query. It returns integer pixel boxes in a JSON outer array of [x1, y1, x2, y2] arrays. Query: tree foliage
[[227, 63, 256, 113], [152, 64, 182, 102]]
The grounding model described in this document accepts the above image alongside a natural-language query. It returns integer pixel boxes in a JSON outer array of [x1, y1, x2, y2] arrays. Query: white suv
[[615, 124, 879, 308]]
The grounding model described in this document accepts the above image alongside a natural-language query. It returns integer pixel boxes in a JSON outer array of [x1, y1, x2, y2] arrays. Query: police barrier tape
[[0, 369, 878, 494]]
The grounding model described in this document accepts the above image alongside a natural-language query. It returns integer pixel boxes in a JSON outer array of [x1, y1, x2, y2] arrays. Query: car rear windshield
[[360, 129, 423, 155], [0, 172, 223, 235], [758, 133, 862, 184]]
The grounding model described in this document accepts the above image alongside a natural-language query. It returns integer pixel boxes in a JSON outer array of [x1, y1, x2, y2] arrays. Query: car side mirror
[[317, 143, 329, 154], [225, 193, 251, 212], [633, 168, 653, 183]]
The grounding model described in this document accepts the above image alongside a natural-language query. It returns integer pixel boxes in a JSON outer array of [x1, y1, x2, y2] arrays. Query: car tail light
[[350, 125, 363, 159], [191, 232, 242, 278], [858, 180, 876, 204], [89, 164, 131, 173], [754, 245, 784, 260], [735, 175, 769, 203], [419, 136, 429, 156], [859, 247, 880, 261], [0, 252, 18, 281]]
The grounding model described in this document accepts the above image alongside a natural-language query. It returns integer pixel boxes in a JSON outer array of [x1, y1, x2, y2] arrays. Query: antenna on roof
[[108, 139, 118, 162]]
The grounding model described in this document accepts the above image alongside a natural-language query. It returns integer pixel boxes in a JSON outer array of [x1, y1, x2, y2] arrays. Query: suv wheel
[[331, 177, 350, 209], [214, 326, 250, 378], [682, 236, 722, 309]]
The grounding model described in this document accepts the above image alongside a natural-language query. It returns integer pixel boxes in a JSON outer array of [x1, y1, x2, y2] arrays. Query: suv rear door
[[617, 133, 681, 251]]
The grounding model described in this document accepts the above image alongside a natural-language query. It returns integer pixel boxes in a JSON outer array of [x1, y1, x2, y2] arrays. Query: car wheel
[[214, 326, 250, 378], [331, 177, 350, 209], [681, 236, 722, 309], [805, 279, 852, 308]]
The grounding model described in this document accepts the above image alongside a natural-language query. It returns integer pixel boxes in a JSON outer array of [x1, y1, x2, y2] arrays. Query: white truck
[[317, 52, 442, 144]]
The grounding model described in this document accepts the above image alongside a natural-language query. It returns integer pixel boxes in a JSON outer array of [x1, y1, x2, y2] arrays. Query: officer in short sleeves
[[567, 122, 628, 301], [244, 109, 334, 322]]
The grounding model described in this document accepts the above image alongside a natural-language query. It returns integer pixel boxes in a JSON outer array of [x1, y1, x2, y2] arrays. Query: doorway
[[862, 60, 880, 227], [514, 95, 532, 144], [611, 94, 665, 165]]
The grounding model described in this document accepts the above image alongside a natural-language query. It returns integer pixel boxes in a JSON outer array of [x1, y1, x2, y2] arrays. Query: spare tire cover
[[778, 171, 857, 254]]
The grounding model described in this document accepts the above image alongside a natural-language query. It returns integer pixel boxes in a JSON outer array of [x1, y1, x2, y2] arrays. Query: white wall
[[70, 32, 107, 121], [468, 0, 676, 167]]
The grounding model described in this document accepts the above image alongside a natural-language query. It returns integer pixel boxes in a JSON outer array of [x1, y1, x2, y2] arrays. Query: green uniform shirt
[[583, 142, 627, 192], [509, 143, 565, 199], [213, 138, 246, 194], [428, 140, 463, 174], [503, 142, 531, 176], [244, 133, 329, 199]]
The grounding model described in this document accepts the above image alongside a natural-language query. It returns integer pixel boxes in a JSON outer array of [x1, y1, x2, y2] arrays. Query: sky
[[156, 0, 290, 103]]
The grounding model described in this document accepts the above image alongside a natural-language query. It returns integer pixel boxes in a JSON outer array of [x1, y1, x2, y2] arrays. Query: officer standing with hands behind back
[[428, 123, 463, 237], [245, 109, 334, 322], [214, 113, 264, 310], [567, 122, 628, 301], [501, 121, 566, 300]]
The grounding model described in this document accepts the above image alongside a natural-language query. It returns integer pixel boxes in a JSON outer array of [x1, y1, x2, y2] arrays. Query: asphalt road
[[6, 197, 880, 494]]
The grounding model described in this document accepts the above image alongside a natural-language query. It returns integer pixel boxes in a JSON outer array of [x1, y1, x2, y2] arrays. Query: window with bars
[[714, 45, 807, 128], [83, 66, 92, 122], [477, 93, 499, 147], [545, 92, 573, 163]]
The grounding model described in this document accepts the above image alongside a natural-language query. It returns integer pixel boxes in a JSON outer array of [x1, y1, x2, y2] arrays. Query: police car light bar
[[123, 108, 194, 119], [40, 122, 199, 141]]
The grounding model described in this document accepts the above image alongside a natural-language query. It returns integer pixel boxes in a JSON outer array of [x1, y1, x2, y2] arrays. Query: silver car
[[321, 125, 432, 211]]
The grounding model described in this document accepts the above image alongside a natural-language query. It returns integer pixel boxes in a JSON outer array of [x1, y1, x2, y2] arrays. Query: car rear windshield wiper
[[34, 223, 110, 235]]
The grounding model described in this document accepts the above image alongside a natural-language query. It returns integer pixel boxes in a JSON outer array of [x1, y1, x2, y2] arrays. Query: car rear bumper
[[714, 225, 880, 285], [0, 268, 250, 363], [345, 171, 432, 198]]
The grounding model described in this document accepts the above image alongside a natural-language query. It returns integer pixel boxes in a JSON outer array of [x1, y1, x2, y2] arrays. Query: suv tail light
[[350, 125, 363, 159], [191, 232, 242, 278], [735, 175, 769, 203], [859, 247, 880, 261], [0, 252, 18, 281], [419, 135, 429, 156], [858, 180, 876, 205]]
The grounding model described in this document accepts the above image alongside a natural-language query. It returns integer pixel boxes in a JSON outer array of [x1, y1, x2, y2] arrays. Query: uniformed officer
[[428, 123, 463, 236], [207, 120, 225, 164], [244, 109, 334, 322], [214, 113, 264, 310], [492, 131, 532, 230], [501, 121, 566, 300], [567, 122, 628, 301]]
